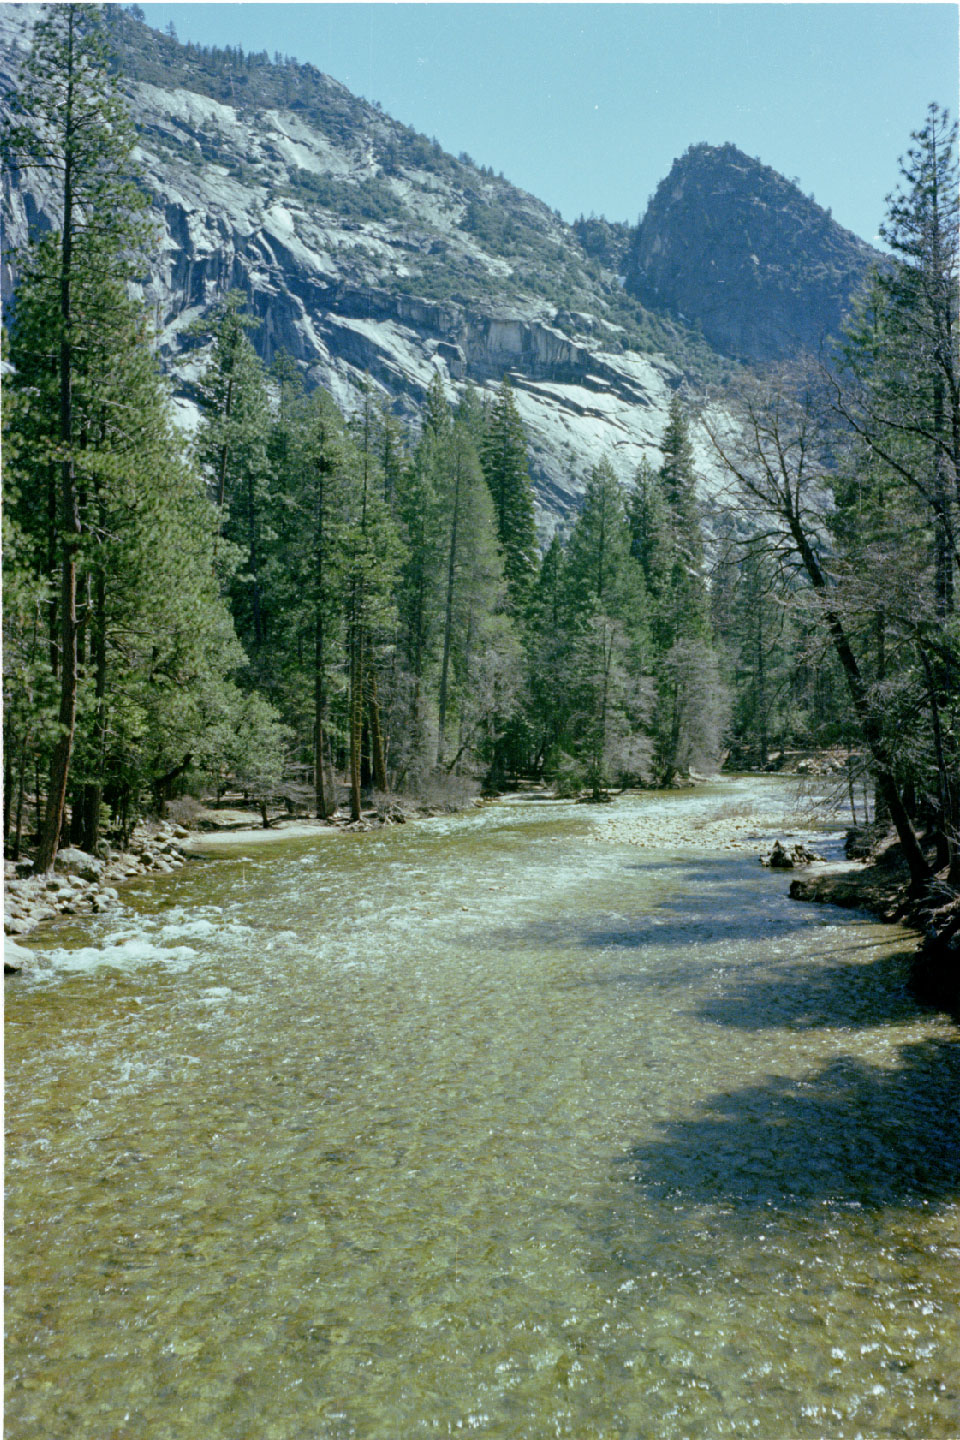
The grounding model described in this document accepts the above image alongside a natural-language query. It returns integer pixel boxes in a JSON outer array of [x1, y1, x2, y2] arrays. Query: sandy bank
[[181, 818, 344, 849]]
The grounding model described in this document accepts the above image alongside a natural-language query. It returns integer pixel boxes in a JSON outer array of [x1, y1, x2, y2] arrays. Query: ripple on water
[[5, 780, 959, 1440]]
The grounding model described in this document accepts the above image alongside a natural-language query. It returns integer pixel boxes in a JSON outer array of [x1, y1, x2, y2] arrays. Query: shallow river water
[[5, 779, 959, 1440]]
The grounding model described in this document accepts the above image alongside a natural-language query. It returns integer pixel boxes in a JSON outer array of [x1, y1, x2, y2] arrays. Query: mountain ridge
[[0, 5, 882, 523]]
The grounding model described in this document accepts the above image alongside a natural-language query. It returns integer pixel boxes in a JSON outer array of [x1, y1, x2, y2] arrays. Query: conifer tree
[[480, 378, 539, 611], [192, 291, 274, 667], [393, 433, 444, 781], [5, 234, 273, 847], [270, 386, 351, 817], [345, 390, 402, 812], [627, 457, 673, 610], [562, 460, 653, 794], [525, 534, 571, 777], [648, 397, 724, 779], [1, 1, 148, 867]]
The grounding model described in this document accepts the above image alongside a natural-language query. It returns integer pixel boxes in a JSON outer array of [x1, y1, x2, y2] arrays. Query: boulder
[[763, 840, 795, 869], [4, 938, 38, 973], [54, 847, 104, 882], [760, 840, 824, 869]]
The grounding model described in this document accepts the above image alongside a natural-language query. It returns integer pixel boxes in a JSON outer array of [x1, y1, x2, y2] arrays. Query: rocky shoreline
[[788, 829, 960, 1018], [4, 819, 195, 973]]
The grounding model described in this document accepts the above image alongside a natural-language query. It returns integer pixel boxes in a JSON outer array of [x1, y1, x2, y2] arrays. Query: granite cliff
[[0, 7, 882, 523]]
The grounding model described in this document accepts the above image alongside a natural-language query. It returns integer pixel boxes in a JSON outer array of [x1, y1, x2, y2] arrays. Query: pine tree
[[392, 433, 444, 782], [562, 460, 654, 795], [2, 2, 148, 868], [191, 291, 274, 665], [564, 458, 636, 615], [878, 102, 959, 620], [345, 390, 402, 813], [268, 385, 351, 817], [5, 238, 276, 847], [436, 414, 500, 766], [649, 396, 723, 779], [480, 378, 539, 612], [627, 457, 672, 608], [525, 534, 572, 778]]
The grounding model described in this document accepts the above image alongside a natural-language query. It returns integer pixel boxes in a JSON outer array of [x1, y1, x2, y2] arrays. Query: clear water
[[5, 779, 959, 1439]]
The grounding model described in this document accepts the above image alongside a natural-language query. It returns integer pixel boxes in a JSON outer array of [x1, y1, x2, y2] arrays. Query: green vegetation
[[704, 106, 960, 888], [284, 171, 409, 223]]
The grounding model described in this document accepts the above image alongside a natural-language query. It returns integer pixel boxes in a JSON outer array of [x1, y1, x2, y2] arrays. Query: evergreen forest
[[3, 6, 958, 908]]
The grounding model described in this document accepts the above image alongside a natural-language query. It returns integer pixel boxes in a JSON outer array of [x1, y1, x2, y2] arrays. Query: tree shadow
[[617, 1037, 960, 1209], [695, 948, 922, 1030], [485, 863, 872, 963]]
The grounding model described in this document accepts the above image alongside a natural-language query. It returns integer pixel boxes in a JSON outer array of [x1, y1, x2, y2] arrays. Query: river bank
[[788, 827, 960, 1016], [4, 819, 194, 970], [2, 793, 464, 969]]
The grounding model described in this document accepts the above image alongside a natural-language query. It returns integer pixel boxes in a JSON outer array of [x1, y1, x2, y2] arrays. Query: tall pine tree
[[2, 1, 148, 867]]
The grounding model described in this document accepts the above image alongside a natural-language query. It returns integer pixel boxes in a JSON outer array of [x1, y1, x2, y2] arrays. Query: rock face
[[0, 11, 879, 523], [627, 143, 880, 365]]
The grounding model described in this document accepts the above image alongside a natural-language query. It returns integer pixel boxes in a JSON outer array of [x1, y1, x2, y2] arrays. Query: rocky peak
[[627, 142, 880, 364]]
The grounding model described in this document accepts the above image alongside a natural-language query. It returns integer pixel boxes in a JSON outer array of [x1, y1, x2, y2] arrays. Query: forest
[[2, 6, 958, 907]]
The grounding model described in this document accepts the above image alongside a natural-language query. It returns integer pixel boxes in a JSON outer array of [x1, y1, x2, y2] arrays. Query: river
[[5, 778, 959, 1439]]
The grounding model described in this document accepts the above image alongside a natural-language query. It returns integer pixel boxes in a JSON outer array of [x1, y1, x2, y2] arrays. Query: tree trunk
[[313, 462, 329, 819], [35, 13, 78, 872], [152, 754, 192, 817], [349, 629, 363, 822], [35, 460, 78, 869], [755, 601, 767, 767], [916, 641, 959, 883], [247, 464, 263, 648], [12, 734, 29, 861], [3, 740, 12, 848], [785, 507, 930, 889], [367, 667, 388, 793], [313, 713, 328, 820], [437, 451, 462, 767], [80, 522, 108, 855]]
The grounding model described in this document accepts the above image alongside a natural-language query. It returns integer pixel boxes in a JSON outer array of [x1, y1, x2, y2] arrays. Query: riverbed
[[5, 778, 959, 1439]]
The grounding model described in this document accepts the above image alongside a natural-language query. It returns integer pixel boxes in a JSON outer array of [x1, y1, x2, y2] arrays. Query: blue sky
[[138, 4, 958, 245]]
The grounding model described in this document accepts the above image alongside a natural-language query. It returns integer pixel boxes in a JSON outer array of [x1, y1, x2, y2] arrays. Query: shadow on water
[[695, 948, 924, 1030], [617, 1036, 960, 1209], [483, 863, 873, 961]]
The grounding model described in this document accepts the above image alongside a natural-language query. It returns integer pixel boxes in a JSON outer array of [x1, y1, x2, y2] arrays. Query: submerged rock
[[761, 840, 824, 869]]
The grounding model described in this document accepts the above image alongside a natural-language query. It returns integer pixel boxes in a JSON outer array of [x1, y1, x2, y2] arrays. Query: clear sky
[[137, 3, 959, 245]]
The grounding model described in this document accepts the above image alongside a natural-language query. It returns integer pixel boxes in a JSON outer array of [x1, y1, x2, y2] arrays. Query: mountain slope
[[0, 8, 882, 523]]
